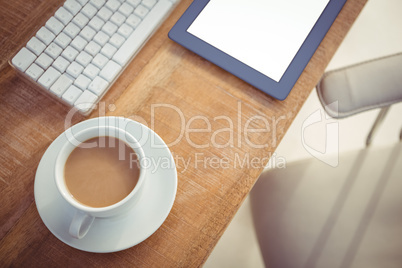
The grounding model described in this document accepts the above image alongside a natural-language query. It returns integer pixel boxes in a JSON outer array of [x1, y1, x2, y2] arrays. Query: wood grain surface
[[0, 0, 367, 266]]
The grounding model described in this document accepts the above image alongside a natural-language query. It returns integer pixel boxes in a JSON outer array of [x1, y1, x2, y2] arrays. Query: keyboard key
[[38, 67, 61, 89], [76, 0, 89, 6], [109, 33, 125, 48], [102, 21, 118, 36], [100, 43, 117, 58], [88, 16, 105, 31], [118, 23, 133, 38], [80, 26, 96, 41], [50, 74, 73, 96], [62, 46, 79, 62], [36, 27, 55, 45], [75, 51, 92, 67], [84, 41, 101, 56], [74, 74, 92, 90], [92, 53, 108, 68], [64, 22, 81, 38], [46, 17, 64, 35], [106, 0, 121, 12], [97, 6, 113, 21], [25, 63, 44, 81], [53, 56, 70, 72], [93, 31, 109, 46], [55, 7, 74, 25], [82, 3, 97, 18], [66, 61, 84, 78], [64, 0, 82, 16], [126, 14, 142, 28], [45, 42, 63, 59], [142, 0, 157, 9], [36, 53, 53, 69], [88, 76, 108, 95], [127, 0, 141, 7], [110, 12, 126, 26], [73, 13, 90, 28], [134, 5, 149, 18], [71, 35, 88, 51], [119, 3, 134, 17], [83, 63, 100, 79], [89, 0, 106, 9], [26, 36, 46, 56], [99, 60, 121, 82], [54, 32, 72, 49], [74, 90, 98, 113], [62, 85, 83, 105]]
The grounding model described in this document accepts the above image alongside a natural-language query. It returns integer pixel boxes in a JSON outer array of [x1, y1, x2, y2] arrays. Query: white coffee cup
[[54, 125, 146, 239]]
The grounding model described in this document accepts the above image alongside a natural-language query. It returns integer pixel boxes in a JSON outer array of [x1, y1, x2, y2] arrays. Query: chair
[[250, 52, 402, 268]]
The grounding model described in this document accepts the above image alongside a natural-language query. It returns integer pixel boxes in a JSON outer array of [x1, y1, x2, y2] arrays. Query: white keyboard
[[11, 0, 178, 115]]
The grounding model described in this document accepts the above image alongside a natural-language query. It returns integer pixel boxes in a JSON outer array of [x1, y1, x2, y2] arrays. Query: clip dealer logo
[[301, 102, 339, 167]]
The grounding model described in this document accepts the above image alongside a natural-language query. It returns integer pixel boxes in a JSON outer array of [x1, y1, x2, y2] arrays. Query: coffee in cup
[[64, 136, 140, 208], [55, 125, 146, 239]]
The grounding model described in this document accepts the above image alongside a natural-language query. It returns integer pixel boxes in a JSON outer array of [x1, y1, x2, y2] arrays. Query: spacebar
[[112, 0, 173, 66]]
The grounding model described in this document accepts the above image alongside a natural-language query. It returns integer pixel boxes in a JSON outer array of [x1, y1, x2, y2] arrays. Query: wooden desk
[[0, 0, 366, 266]]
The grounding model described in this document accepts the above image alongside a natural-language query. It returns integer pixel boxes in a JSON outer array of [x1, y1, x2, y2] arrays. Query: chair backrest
[[316, 52, 402, 119]]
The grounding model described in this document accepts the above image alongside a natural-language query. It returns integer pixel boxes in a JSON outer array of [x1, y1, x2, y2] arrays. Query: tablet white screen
[[187, 0, 330, 82]]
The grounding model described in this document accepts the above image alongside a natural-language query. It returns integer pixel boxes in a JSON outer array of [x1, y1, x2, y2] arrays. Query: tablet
[[168, 0, 346, 100]]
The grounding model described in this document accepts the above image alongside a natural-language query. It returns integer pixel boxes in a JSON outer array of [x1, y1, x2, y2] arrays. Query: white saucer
[[34, 117, 177, 253]]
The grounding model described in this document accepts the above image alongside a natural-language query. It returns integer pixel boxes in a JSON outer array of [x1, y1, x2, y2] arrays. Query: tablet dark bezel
[[168, 0, 347, 100]]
